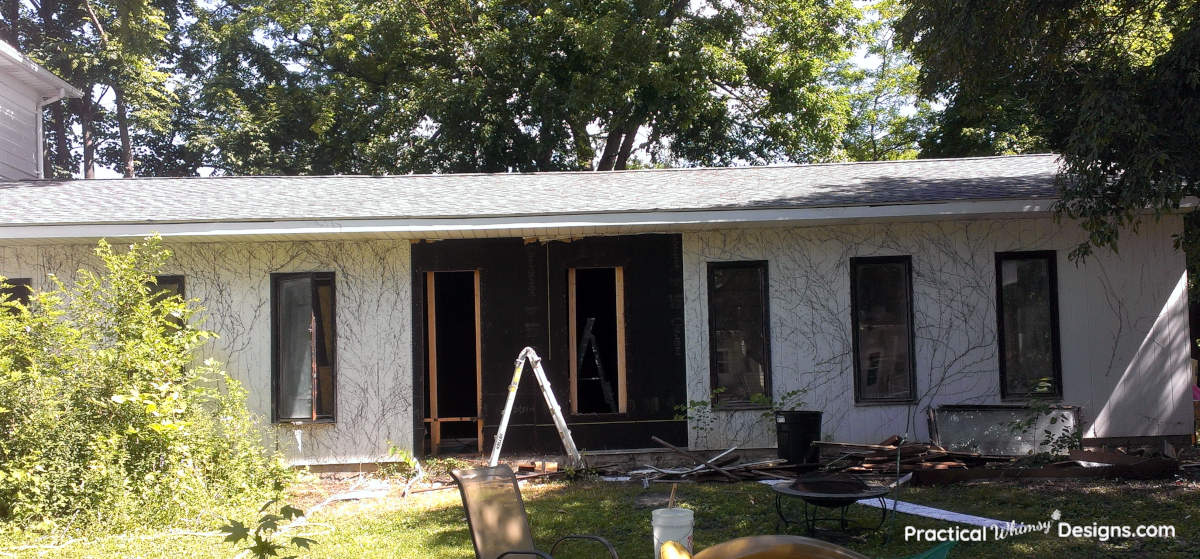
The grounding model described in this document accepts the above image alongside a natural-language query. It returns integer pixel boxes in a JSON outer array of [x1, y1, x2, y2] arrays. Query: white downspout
[[36, 87, 66, 179]]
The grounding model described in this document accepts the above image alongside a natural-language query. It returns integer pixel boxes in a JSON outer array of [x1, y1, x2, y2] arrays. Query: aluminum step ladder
[[488, 347, 585, 468]]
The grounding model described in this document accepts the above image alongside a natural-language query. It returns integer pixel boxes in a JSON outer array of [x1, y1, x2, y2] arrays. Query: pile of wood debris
[[616, 434, 1191, 486], [813, 435, 1187, 485], [814, 436, 1014, 473], [621, 436, 802, 482]]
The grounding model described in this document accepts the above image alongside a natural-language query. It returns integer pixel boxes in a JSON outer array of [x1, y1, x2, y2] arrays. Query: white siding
[[681, 216, 1191, 449], [0, 77, 40, 179], [0, 214, 1189, 462], [0, 239, 415, 466]]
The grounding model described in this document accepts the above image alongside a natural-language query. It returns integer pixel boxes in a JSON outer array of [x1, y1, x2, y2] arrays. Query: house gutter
[[0, 198, 1062, 243]]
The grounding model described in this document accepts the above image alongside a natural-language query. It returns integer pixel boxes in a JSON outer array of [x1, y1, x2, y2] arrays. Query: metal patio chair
[[450, 465, 620, 559]]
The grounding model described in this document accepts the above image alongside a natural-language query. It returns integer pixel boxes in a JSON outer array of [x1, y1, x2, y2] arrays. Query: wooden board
[[568, 268, 578, 414], [474, 270, 483, 454], [615, 266, 627, 414], [911, 458, 1179, 485], [425, 271, 439, 452]]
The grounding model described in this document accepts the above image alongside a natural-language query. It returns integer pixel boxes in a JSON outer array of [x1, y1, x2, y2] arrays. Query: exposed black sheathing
[[412, 234, 687, 454]]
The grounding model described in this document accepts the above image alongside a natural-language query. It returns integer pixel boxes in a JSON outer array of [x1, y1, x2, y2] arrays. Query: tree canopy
[[4, 0, 950, 176], [897, 0, 1200, 258], [184, 0, 868, 174]]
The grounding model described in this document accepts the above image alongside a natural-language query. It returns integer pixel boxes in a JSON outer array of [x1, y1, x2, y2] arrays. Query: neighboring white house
[[0, 40, 82, 179], [0, 156, 1192, 466]]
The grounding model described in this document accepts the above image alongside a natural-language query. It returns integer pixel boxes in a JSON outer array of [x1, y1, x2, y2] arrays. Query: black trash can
[[775, 410, 822, 464]]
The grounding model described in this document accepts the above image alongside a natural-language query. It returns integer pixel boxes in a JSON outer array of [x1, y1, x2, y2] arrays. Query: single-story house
[[0, 154, 1192, 466]]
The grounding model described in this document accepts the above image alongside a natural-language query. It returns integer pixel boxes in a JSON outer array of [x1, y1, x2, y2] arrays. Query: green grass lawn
[[2, 476, 1197, 558]]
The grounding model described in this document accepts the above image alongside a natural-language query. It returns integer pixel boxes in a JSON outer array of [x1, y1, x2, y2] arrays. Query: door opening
[[569, 267, 627, 414], [424, 270, 483, 455]]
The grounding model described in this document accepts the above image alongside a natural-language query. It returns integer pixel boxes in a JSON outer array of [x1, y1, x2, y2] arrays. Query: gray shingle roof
[[0, 154, 1060, 226]]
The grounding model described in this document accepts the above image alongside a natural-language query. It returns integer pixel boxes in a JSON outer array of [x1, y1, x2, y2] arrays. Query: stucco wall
[[1, 214, 1189, 462], [681, 216, 1191, 450], [0, 239, 413, 465]]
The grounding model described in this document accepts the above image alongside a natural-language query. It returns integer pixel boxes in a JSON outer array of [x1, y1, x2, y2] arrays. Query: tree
[[84, 0, 179, 177], [187, 0, 862, 175], [896, 0, 1200, 258], [839, 0, 933, 161], [916, 89, 1048, 159], [4, 0, 180, 178]]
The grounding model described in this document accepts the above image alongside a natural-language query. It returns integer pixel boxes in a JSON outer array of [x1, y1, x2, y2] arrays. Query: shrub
[[0, 237, 290, 533]]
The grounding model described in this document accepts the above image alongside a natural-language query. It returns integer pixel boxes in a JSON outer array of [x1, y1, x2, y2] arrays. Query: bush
[[0, 237, 290, 533]]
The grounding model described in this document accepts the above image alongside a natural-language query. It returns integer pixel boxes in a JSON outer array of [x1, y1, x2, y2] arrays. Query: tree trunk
[[595, 126, 625, 171], [115, 87, 134, 177], [78, 94, 95, 179], [614, 117, 642, 170], [595, 1, 687, 171], [569, 119, 594, 170], [51, 102, 70, 178]]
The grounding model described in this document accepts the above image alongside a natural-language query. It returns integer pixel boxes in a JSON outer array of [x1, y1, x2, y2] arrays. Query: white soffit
[[0, 40, 84, 99]]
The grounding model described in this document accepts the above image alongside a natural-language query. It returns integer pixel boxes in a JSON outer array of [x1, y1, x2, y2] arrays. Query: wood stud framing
[[424, 270, 485, 455], [568, 266, 628, 415]]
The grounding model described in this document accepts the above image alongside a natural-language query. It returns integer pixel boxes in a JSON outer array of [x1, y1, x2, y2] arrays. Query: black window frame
[[995, 251, 1063, 400], [150, 275, 187, 329], [849, 255, 917, 404], [271, 272, 338, 423], [1, 278, 32, 313], [706, 260, 772, 409]]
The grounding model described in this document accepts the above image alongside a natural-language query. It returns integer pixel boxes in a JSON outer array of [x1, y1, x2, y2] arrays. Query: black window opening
[[707, 261, 771, 408], [569, 267, 627, 415], [152, 275, 186, 327], [851, 256, 916, 403], [996, 251, 1062, 399], [1, 278, 32, 313], [153, 275, 185, 299], [272, 272, 337, 422]]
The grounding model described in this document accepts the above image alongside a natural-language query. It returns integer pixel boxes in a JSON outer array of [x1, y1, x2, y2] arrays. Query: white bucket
[[652, 507, 694, 557]]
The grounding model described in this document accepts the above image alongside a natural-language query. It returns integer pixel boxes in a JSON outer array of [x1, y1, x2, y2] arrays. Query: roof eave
[[0, 40, 84, 99], [0, 197, 1061, 244]]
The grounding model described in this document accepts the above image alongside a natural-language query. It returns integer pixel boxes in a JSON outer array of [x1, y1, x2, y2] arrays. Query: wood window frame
[[995, 251, 1063, 400], [849, 255, 917, 404], [567, 266, 628, 415], [706, 260, 772, 410], [423, 270, 484, 454], [270, 272, 337, 424]]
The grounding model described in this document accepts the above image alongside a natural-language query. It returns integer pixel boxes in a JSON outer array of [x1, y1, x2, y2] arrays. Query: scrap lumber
[[911, 457, 1179, 485], [1067, 449, 1150, 466], [812, 441, 901, 454], [638, 447, 739, 477], [650, 436, 741, 481], [750, 469, 795, 481], [878, 435, 903, 447]]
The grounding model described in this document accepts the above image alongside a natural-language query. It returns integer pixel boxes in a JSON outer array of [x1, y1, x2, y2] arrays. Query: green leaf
[[258, 513, 282, 532], [280, 504, 304, 520], [220, 520, 250, 543]]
